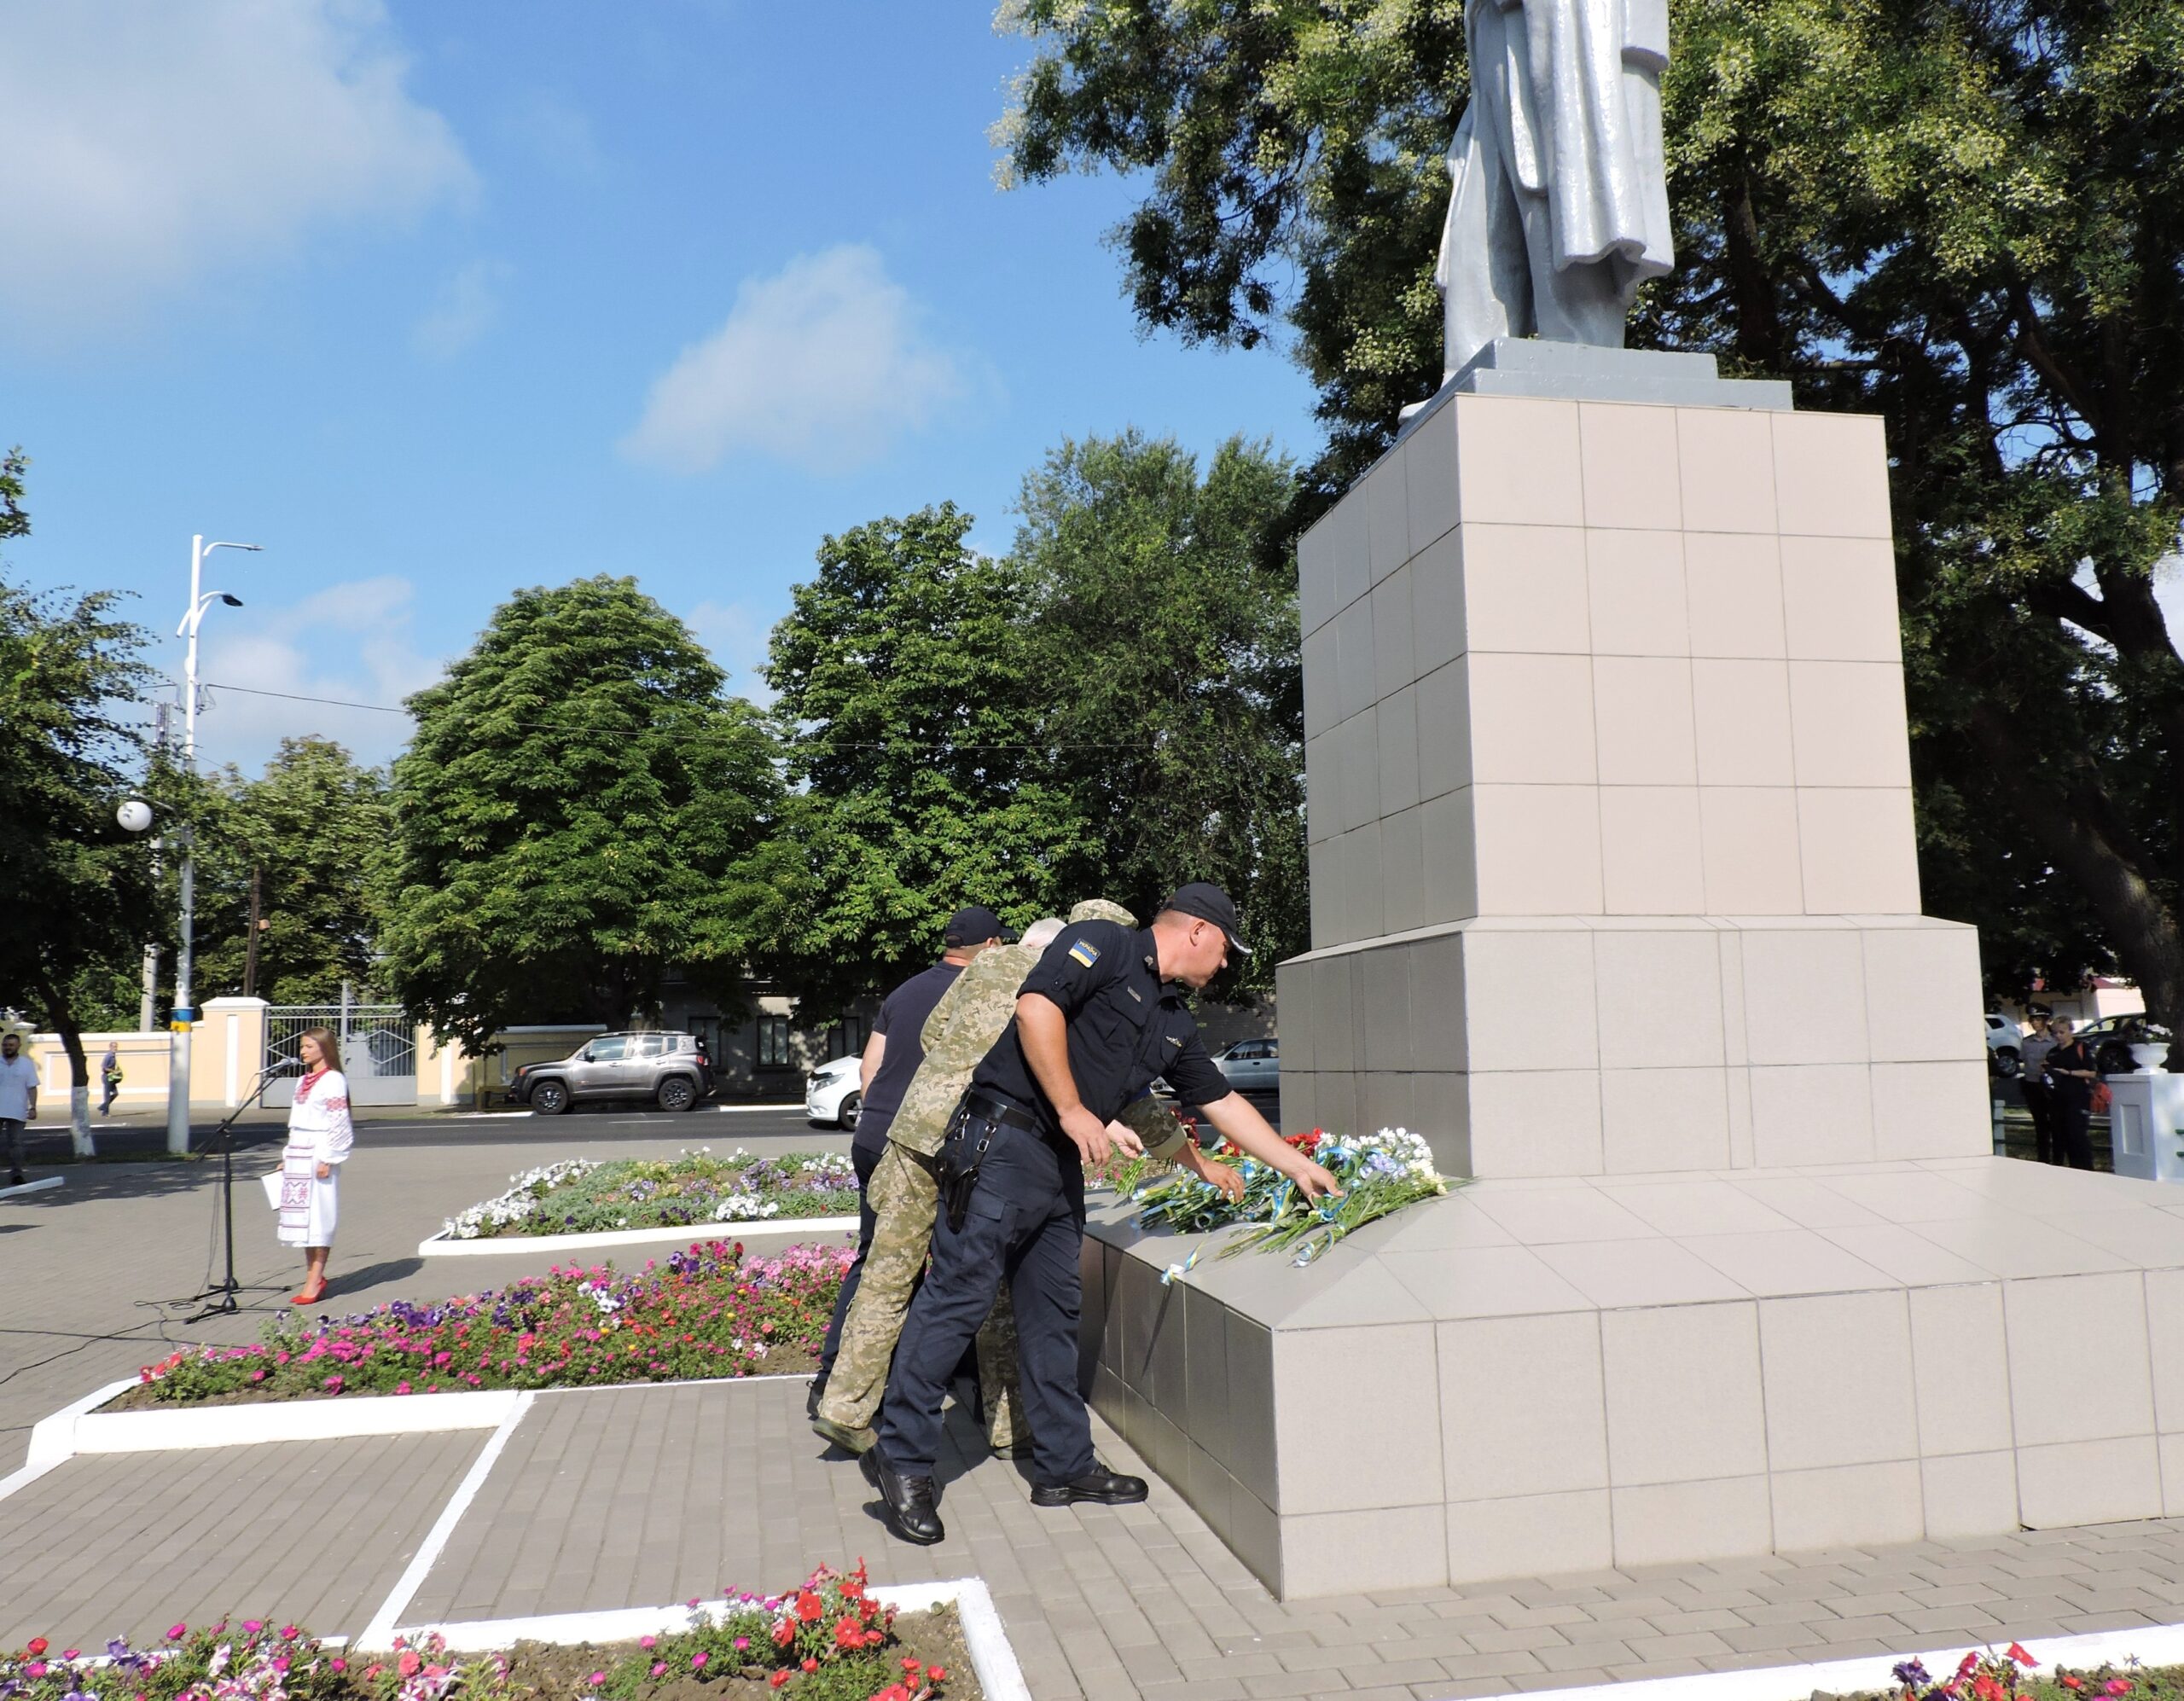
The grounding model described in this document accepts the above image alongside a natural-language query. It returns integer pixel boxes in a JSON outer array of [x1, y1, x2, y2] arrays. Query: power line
[[195, 678, 1153, 752]]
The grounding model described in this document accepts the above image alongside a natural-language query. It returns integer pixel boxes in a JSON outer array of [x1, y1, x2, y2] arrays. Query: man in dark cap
[[809, 904, 1011, 1415], [863, 882, 1341, 1546]]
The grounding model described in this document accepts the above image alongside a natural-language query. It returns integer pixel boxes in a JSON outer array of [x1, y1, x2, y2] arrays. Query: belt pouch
[[938, 1096, 999, 1233]]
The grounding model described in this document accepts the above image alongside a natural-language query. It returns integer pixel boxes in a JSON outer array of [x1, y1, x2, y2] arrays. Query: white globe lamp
[[117, 799, 154, 834]]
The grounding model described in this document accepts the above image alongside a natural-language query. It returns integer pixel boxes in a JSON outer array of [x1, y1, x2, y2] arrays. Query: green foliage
[[765, 505, 1091, 1007], [0, 456, 160, 1074], [189, 737, 392, 1004], [1014, 432, 1307, 981], [998, 0, 2184, 1025], [380, 576, 799, 1051]]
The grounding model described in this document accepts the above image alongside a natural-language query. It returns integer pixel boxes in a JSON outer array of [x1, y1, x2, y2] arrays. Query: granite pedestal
[[1081, 349, 2184, 1598]]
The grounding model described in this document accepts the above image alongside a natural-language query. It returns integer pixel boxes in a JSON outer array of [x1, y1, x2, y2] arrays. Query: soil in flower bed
[[111, 1239, 849, 1409], [444, 1151, 858, 1240]]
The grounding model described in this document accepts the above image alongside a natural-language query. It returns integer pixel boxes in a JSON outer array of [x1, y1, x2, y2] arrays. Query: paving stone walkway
[[15, 1138, 2184, 1699]]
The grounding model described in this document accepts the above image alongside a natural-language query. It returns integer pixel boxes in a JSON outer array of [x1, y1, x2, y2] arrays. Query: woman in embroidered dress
[[279, 1026, 354, 1304]]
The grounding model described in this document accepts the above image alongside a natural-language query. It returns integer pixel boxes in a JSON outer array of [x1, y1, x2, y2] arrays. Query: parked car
[[1214, 1037, 1280, 1094], [1984, 1013, 2023, 1078], [806, 1055, 861, 1129], [2076, 1015, 2175, 1077], [508, 1031, 714, 1115]]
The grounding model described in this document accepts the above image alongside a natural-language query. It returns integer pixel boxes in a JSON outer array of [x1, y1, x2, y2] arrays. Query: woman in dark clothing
[[2044, 1019, 2100, 1171]]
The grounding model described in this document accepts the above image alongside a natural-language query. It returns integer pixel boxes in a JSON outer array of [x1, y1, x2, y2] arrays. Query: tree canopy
[[998, 0, 2184, 1025], [379, 576, 798, 1051], [193, 737, 392, 1006], [765, 504, 1091, 1008], [0, 450, 161, 1143], [1015, 431, 1306, 979]]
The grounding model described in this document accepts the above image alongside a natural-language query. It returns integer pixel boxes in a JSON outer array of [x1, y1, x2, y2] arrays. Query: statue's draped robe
[[1436, 0, 1674, 380]]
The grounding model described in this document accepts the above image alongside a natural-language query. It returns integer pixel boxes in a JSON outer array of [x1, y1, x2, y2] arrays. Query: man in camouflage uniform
[[814, 898, 1240, 1455]]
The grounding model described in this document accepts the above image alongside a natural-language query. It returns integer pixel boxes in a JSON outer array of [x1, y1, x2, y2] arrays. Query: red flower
[[772, 1619, 796, 1647], [2007, 1646, 2036, 1669], [928, 1666, 946, 1683], [2063, 1679, 2084, 1691], [799, 1657, 817, 1673], [398, 1652, 421, 1678], [26, 1640, 48, 1657], [834, 1617, 863, 1651], [767, 1675, 787, 1691], [796, 1590, 823, 1622]]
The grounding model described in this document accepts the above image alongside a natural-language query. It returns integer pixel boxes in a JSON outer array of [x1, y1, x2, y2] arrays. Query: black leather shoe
[[1029, 1464, 1147, 1507], [804, 1376, 827, 1419], [862, 1449, 945, 1545]]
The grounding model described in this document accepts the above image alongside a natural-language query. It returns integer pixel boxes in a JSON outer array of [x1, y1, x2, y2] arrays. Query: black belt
[[960, 1087, 1043, 1135]]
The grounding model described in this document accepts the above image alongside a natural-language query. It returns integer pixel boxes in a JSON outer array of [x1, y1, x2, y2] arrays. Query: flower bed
[[123, 1240, 851, 1408], [0, 1564, 966, 1701], [1130, 1126, 1449, 1266], [443, 1152, 858, 1241]]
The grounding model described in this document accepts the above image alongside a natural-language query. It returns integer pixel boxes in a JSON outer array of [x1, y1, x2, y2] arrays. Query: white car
[[1984, 1013, 2022, 1077], [805, 1056, 862, 1129]]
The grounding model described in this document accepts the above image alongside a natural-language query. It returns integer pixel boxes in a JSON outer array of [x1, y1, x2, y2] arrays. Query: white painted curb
[[65, 1388, 524, 1455], [1490, 1623, 2184, 1701], [0, 1175, 64, 1200], [391, 1576, 1027, 1701], [0, 1377, 136, 1504], [418, 1216, 860, 1258]]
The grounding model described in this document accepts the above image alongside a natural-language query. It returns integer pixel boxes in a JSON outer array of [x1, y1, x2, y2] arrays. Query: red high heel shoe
[[292, 1287, 327, 1306]]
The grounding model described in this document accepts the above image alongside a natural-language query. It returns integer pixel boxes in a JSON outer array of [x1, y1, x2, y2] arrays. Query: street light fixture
[[167, 535, 260, 1158]]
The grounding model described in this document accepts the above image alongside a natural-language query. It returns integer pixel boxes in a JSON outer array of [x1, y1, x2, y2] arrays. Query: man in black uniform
[[863, 883, 1341, 1545], [809, 904, 1010, 1416]]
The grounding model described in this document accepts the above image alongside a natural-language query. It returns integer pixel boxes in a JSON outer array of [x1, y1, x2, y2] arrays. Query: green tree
[[193, 737, 392, 1005], [1014, 432, 1307, 983], [0, 448, 161, 1151], [379, 576, 798, 1052], [998, 0, 2184, 1042], [765, 505, 1090, 1010]]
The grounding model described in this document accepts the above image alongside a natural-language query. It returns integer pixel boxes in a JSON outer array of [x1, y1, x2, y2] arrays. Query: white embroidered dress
[[278, 1068, 353, 1247]]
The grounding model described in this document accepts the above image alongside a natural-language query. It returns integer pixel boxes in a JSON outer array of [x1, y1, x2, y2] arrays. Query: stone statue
[[1433, 0, 1676, 382]]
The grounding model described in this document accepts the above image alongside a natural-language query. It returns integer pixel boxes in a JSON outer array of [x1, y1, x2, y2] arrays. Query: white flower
[[712, 1191, 780, 1222]]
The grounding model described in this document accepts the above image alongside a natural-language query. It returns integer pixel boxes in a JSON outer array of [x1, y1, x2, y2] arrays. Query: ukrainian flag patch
[[1068, 940, 1101, 968]]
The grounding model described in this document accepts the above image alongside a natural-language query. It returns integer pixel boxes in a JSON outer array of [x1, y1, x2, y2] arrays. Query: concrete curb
[[418, 1216, 861, 1258], [392, 1577, 1028, 1700], [0, 1175, 64, 1201]]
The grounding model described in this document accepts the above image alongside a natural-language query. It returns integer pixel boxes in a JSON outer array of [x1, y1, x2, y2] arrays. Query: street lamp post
[[167, 534, 258, 1157]]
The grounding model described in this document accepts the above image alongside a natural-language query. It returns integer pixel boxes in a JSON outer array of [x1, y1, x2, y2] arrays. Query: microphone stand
[[187, 1059, 293, 1324]]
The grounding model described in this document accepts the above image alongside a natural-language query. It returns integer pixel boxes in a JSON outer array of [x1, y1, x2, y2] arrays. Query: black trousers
[[2055, 1094, 2096, 1170], [816, 1138, 884, 1380], [2020, 1079, 2058, 1164], [876, 1121, 1092, 1487]]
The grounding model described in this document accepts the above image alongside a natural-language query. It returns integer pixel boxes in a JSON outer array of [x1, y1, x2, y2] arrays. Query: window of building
[[757, 1016, 792, 1069], [826, 1017, 868, 1061]]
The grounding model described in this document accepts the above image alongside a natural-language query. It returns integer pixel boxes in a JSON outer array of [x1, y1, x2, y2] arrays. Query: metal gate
[[264, 1001, 417, 1106]]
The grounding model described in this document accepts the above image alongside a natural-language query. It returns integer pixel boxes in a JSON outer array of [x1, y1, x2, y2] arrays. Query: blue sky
[[0, 0, 1321, 772]]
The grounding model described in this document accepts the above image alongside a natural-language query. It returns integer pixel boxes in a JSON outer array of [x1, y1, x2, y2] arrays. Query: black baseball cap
[[1165, 881, 1250, 956], [944, 905, 1013, 946]]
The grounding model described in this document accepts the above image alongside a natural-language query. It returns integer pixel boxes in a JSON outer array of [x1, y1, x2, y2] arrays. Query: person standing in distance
[[0, 1031, 38, 1187], [865, 883, 1340, 1546], [810, 905, 1009, 1418]]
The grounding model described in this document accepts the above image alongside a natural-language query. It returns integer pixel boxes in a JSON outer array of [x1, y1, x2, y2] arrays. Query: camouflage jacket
[[889, 901, 1184, 1162]]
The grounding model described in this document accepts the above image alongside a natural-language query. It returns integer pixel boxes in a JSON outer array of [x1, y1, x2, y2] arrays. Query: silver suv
[[510, 1032, 714, 1115]]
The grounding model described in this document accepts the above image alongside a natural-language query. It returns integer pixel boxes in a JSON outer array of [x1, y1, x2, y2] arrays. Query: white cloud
[[686, 599, 779, 707], [190, 576, 445, 773], [414, 259, 509, 358], [0, 0, 473, 336], [621, 245, 967, 475]]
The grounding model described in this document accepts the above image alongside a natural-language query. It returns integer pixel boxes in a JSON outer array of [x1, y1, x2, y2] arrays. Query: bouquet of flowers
[[1130, 1127, 1451, 1267]]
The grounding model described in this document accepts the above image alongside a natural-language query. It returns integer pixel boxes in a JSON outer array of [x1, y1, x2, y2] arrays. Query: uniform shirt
[[0, 1053, 38, 1121], [2018, 1031, 2059, 1082], [970, 920, 1228, 1129], [853, 961, 965, 1154]]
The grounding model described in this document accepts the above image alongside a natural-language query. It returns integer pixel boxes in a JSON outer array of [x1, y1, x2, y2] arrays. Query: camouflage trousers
[[816, 1141, 1023, 1448]]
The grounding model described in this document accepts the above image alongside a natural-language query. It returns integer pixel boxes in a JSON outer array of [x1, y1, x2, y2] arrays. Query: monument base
[[1083, 1159, 2184, 1598]]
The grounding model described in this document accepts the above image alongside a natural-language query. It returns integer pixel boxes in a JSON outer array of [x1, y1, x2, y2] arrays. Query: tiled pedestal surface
[[1081, 385, 2184, 1602], [1275, 386, 1990, 1178], [1083, 1158, 2184, 1599]]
